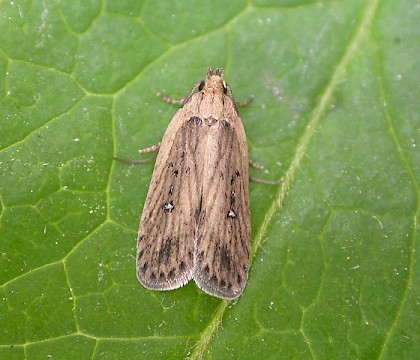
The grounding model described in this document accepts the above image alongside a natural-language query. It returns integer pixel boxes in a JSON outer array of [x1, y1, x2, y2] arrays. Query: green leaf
[[1, 0, 419, 359]]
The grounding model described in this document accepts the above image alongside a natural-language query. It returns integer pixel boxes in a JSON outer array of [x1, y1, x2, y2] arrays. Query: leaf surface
[[1, 0, 419, 359]]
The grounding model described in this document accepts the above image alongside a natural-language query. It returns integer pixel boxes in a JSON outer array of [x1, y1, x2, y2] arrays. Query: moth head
[[208, 68, 224, 77], [203, 68, 227, 94]]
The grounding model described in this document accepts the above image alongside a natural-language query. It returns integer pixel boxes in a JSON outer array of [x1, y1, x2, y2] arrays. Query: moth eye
[[198, 81, 205, 91]]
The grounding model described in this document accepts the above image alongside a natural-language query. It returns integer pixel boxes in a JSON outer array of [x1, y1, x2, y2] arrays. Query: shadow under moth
[[136, 68, 252, 300]]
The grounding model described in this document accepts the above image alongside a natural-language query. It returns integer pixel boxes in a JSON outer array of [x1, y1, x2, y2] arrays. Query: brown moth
[[137, 68, 251, 299]]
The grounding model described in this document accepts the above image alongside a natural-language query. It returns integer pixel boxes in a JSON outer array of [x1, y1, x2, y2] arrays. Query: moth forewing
[[193, 115, 250, 300], [136, 108, 198, 291], [136, 68, 251, 299]]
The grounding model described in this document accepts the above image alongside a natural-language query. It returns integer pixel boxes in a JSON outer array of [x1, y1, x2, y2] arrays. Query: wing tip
[[136, 267, 193, 292], [193, 273, 247, 300]]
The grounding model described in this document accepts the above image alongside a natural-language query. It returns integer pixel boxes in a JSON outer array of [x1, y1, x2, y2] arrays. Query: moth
[[136, 68, 251, 299]]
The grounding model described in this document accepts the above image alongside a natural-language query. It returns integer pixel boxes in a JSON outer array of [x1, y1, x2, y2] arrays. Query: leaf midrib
[[188, 0, 382, 359]]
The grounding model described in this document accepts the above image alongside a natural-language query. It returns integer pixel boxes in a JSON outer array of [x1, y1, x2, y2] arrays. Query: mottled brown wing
[[193, 118, 251, 299], [136, 116, 204, 291]]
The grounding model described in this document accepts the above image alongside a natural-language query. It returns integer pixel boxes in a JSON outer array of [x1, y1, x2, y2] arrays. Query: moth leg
[[226, 84, 254, 111], [113, 142, 161, 164], [250, 176, 280, 185], [113, 155, 156, 164], [249, 158, 264, 170], [157, 80, 203, 107], [249, 159, 280, 185], [139, 142, 161, 154], [236, 95, 255, 108], [157, 93, 185, 105]]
